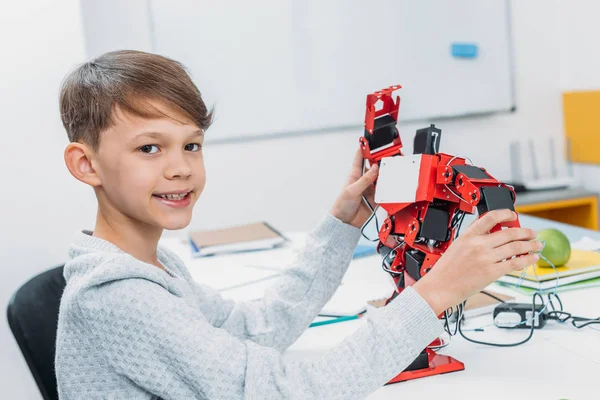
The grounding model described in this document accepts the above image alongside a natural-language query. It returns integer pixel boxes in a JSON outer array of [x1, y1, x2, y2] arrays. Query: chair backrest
[[7, 265, 65, 400]]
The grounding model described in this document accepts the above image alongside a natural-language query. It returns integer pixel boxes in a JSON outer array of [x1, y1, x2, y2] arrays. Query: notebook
[[496, 249, 600, 291], [498, 276, 600, 294], [189, 222, 287, 257]]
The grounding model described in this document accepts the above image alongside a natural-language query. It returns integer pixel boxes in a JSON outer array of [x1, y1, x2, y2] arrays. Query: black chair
[[7, 265, 65, 400]]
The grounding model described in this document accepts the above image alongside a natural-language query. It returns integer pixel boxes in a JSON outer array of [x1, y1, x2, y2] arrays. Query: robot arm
[[359, 85, 520, 292], [360, 85, 403, 161]]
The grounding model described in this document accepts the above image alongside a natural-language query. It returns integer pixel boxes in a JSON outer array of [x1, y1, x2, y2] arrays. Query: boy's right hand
[[412, 209, 542, 315]]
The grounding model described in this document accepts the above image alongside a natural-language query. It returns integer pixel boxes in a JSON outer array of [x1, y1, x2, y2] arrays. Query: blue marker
[[309, 314, 359, 328]]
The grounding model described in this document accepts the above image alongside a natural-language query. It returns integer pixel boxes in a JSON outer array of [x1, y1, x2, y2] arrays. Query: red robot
[[359, 85, 521, 383]]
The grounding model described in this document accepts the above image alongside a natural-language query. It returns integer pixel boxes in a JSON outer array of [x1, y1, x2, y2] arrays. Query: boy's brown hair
[[59, 50, 212, 150]]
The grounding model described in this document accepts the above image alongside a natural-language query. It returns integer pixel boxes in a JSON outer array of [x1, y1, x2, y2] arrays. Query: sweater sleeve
[[77, 278, 443, 400], [188, 213, 363, 351]]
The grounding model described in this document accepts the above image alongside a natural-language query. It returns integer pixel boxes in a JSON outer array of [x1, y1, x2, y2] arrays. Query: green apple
[[536, 228, 571, 267]]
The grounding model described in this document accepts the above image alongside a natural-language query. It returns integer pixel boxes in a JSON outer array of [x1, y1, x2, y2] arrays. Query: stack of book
[[496, 249, 600, 293], [189, 222, 287, 257]]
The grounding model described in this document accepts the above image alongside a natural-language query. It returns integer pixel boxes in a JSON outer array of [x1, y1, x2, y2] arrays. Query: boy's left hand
[[330, 149, 379, 229]]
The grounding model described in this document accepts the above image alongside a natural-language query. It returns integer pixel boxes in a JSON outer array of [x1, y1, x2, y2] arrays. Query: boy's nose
[[165, 156, 192, 179]]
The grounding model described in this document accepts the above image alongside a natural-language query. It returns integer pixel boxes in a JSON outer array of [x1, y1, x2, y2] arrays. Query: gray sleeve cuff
[[311, 213, 362, 256], [371, 286, 444, 350]]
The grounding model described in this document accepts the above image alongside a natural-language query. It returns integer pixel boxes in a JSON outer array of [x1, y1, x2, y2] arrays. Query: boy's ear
[[64, 143, 102, 187]]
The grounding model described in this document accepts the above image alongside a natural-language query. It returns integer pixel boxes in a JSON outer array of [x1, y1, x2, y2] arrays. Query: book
[[497, 270, 600, 291], [498, 276, 600, 294], [496, 249, 600, 291], [189, 221, 287, 257]]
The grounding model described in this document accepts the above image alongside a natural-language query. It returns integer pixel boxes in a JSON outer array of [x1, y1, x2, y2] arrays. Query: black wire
[[359, 160, 380, 242], [454, 211, 466, 239], [442, 302, 464, 336], [452, 303, 464, 335], [437, 210, 468, 337], [543, 292, 598, 328], [546, 312, 600, 328], [449, 210, 462, 229], [480, 290, 506, 304], [379, 241, 404, 277], [443, 312, 451, 335], [547, 312, 600, 329], [442, 309, 453, 336], [571, 316, 600, 329], [546, 310, 572, 323], [395, 272, 405, 288], [449, 210, 464, 229], [458, 293, 543, 347], [360, 206, 380, 242]]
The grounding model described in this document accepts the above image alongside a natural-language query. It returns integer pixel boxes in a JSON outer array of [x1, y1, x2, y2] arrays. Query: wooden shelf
[[514, 188, 598, 230]]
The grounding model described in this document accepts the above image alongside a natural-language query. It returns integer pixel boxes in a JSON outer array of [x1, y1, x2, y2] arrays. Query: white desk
[[161, 214, 600, 399]]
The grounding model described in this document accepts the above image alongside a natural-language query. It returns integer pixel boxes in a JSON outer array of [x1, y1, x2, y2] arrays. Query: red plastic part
[[360, 85, 404, 164], [387, 350, 465, 384], [364, 85, 402, 134]]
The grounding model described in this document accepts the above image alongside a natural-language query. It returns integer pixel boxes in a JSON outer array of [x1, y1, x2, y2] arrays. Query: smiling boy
[[55, 50, 540, 399]]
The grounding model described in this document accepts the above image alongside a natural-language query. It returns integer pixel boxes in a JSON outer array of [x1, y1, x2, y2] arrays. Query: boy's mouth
[[155, 192, 190, 201], [152, 190, 193, 208]]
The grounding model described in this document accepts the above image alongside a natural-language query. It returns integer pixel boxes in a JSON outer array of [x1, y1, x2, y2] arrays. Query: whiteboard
[[149, 0, 514, 142]]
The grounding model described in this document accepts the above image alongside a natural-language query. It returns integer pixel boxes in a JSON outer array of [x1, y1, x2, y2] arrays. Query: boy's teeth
[[159, 193, 187, 200]]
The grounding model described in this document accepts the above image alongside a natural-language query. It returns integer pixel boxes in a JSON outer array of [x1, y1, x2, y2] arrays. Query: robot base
[[386, 351, 465, 384]]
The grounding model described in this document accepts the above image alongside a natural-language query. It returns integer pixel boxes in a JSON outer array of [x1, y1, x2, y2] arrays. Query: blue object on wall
[[451, 43, 479, 59]]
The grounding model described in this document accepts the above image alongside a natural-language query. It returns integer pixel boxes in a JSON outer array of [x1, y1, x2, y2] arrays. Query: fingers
[[345, 148, 368, 185], [466, 209, 517, 236], [346, 164, 378, 198], [351, 148, 364, 173], [491, 239, 543, 263], [486, 227, 537, 248], [497, 252, 539, 273]]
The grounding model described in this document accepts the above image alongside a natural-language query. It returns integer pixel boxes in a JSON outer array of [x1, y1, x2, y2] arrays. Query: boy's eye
[[139, 145, 159, 154], [185, 143, 202, 152]]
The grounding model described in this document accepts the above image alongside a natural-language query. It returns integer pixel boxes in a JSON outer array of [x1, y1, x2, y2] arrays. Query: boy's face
[[93, 102, 205, 231]]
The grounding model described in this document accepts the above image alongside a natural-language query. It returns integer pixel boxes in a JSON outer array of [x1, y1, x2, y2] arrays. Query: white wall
[[191, 0, 566, 233], [0, 1, 88, 398], [0, 0, 572, 398], [80, 0, 153, 56], [558, 0, 600, 193]]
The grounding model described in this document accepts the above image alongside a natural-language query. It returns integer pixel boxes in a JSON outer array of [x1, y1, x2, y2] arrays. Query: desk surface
[[161, 214, 600, 399], [515, 186, 597, 206]]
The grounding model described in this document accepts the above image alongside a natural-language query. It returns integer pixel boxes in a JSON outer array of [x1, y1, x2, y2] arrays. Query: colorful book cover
[[506, 249, 600, 282]]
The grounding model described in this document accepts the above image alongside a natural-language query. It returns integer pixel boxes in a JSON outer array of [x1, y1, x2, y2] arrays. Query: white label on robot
[[375, 155, 422, 204]]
